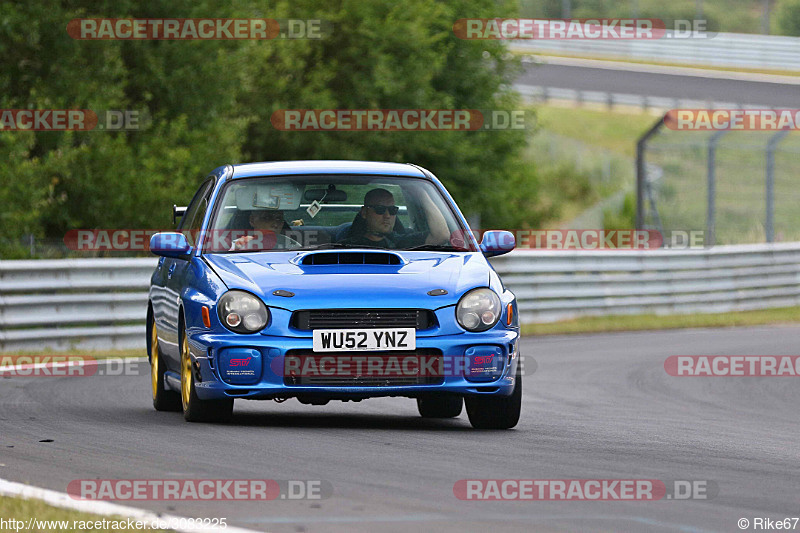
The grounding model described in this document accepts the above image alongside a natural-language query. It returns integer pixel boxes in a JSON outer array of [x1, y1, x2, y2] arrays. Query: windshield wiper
[[295, 242, 390, 251], [402, 244, 471, 252]]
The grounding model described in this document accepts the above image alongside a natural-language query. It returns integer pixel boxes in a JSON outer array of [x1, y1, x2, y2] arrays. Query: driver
[[338, 188, 449, 249]]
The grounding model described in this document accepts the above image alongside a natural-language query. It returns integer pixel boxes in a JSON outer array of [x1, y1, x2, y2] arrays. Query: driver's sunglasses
[[365, 205, 399, 216]]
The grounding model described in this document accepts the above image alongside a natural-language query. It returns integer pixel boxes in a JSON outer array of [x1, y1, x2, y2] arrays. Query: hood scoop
[[299, 251, 403, 266]]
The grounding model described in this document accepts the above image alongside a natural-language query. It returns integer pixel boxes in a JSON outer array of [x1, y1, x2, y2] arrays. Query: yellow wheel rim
[[181, 331, 191, 409], [150, 322, 159, 400]]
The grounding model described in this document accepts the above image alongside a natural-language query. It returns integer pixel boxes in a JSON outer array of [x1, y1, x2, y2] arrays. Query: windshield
[[205, 175, 476, 253]]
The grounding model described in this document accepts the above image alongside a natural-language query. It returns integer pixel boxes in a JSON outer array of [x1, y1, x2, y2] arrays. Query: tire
[[180, 325, 233, 423], [465, 364, 522, 429], [150, 316, 181, 412], [417, 394, 463, 418]]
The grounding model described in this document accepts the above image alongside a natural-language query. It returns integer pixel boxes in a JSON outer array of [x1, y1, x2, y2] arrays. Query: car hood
[[203, 250, 491, 310]]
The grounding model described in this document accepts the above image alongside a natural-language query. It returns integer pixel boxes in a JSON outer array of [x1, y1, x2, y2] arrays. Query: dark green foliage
[[0, 0, 546, 256]]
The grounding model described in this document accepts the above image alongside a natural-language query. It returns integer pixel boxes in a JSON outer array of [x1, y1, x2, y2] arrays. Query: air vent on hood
[[300, 252, 402, 266]]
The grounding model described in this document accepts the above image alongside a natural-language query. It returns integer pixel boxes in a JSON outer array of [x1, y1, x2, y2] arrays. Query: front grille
[[283, 349, 444, 387], [292, 309, 436, 330]]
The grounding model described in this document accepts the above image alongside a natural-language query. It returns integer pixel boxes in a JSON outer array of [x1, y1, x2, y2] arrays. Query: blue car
[[147, 161, 521, 429]]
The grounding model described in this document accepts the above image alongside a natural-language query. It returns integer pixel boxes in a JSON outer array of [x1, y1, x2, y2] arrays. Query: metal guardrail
[[2, 243, 799, 351], [0, 258, 155, 352], [493, 243, 800, 323], [514, 84, 776, 111], [509, 31, 800, 70]]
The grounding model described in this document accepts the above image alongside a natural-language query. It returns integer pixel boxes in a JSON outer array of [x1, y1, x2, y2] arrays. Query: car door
[[159, 177, 215, 366]]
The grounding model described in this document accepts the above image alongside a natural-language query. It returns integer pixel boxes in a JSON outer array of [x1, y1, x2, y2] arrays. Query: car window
[[179, 177, 215, 245], [207, 175, 474, 252]]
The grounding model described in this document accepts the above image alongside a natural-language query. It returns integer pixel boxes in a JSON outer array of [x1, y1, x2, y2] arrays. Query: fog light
[[465, 346, 505, 382]]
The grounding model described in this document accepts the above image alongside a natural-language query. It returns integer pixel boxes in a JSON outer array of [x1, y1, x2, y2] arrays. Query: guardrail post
[[636, 115, 666, 230], [706, 130, 727, 247], [765, 129, 790, 243]]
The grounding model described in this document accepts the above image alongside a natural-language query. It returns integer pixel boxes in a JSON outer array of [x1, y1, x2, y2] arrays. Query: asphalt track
[[1, 325, 799, 532], [519, 62, 800, 107]]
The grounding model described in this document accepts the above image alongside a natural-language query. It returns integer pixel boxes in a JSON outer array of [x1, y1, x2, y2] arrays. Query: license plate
[[312, 328, 416, 352]]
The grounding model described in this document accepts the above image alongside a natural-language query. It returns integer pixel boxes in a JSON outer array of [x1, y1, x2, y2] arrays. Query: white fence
[[509, 31, 800, 70], [2, 243, 799, 351]]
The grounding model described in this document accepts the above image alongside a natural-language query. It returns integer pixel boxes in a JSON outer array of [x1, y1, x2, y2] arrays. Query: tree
[[0, 0, 545, 257]]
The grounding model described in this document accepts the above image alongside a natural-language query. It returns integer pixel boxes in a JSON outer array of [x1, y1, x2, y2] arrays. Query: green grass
[[522, 306, 800, 335], [644, 131, 800, 243], [0, 495, 167, 532], [524, 103, 654, 226], [534, 105, 658, 158], [529, 104, 800, 243]]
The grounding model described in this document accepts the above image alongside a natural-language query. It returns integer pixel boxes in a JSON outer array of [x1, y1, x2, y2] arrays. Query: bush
[[0, 0, 549, 257]]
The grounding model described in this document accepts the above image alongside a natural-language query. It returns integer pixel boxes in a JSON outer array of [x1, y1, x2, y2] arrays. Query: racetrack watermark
[[64, 228, 705, 252], [67, 479, 332, 500], [271, 353, 533, 379], [452, 229, 705, 250], [665, 109, 800, 131], [665, 356, 800, 376], [270, 109, 531, 131], [64, 228, 323, 252], [454, 479, 716, 500], [67, 18, 330, 40], [0, 109, 146, 131], [0, 356, 145, 378], [453, 19, 713, 40]]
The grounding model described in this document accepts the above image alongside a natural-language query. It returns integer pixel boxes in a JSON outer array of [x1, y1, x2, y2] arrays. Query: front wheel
[[150, 317, 181, 412], [180, 326, 233, 423], [465, 364, 522, 429]]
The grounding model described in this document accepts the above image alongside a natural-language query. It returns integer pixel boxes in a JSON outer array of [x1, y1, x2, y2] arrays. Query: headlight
[[456, 288, 501, 332], [218, 291, 269, 334]]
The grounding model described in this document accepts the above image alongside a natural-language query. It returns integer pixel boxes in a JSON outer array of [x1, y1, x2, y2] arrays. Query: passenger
[[230, 210, 300, 250]]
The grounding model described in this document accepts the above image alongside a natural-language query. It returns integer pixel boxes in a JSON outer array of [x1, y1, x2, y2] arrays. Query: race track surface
[[1, 326, 798, 532], [519, 62, 800, 107]]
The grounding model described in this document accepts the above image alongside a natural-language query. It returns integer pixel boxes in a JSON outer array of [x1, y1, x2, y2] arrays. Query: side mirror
[[480, 230, 516, 257], [150, 232, 192, 259], [173, 205, 187, 225]]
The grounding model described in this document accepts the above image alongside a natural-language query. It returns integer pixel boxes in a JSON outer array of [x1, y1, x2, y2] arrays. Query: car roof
[[229, 160, 428, 179]]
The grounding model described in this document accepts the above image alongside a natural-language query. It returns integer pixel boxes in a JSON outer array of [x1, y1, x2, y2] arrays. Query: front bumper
[[179, 329, 521, 400]]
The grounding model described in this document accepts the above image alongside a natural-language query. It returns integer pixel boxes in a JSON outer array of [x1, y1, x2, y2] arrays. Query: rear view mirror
[[304, 188, 348, 202]]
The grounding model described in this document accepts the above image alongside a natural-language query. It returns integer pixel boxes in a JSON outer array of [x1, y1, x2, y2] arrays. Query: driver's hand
[[230, 235, 255, 251]]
